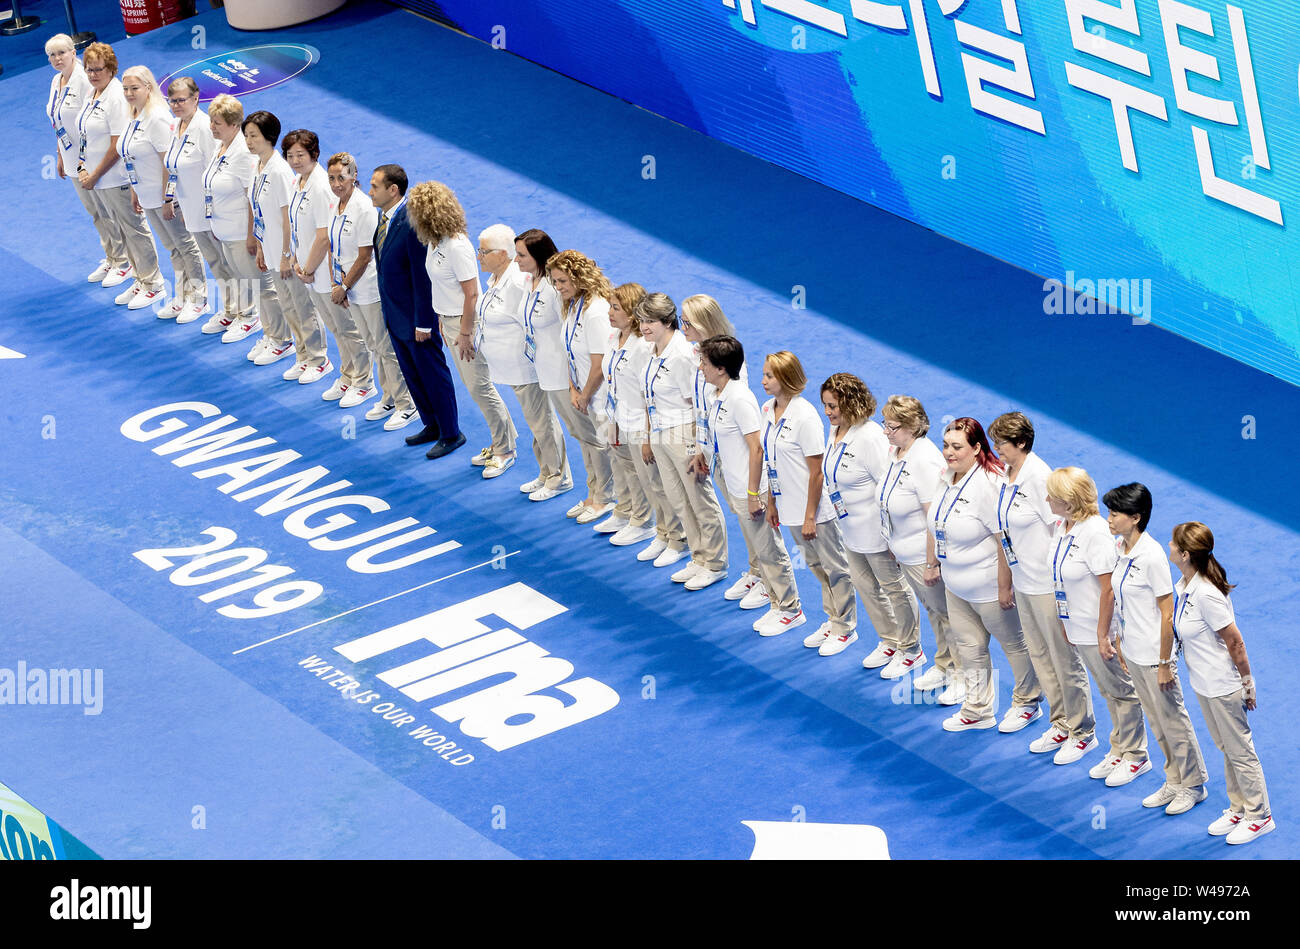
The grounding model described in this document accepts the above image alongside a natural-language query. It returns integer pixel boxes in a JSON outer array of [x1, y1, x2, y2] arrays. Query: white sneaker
[[520, 477, 545, 494], [1225, 815, 1275, 845], [101, 263, 133, 288], [1165, 785, 1208, 816], [1028, 725, 1070, 754], [685, 568, 727, 591], [937, 681, 965, 707], [470, 447, 494, 467], [576, 503, 614, 525], [610, 523, 656, 547], [222, 316, 261, 344], [157, 297, 185, 319], [128, 285, 165, 310], [943, 712, 997, 732], [593, 514, 628, 535], [998, 704, 1041, 734], [1207, 809, 1244, 837], [88, 259, 110, 282], [738, 583, 769, 611], [339, 385, 375, 409], [114, 282, 138, 305], [1105, 758, 1152, 787], [913, 667, 949, 691], [880, 650, 924, 680], [384, 407, 420, 431], [1054, 735, 1097, 765], [565, 501, 587, 519], [322, 380, 349, 402], [365, 401, 396, 421], [803, 622, 832, 648], [255, 340, 295, 366], [282, 362, 308, 382], [638, 537, 668, 562], [482, 454, 516, 479], [177, 301, 205, 324], [652, 546, 687, 569], [246, 337, 271, 362], [1141, 783, 1178, 808], [201, 312, 233, 335], [724, 573, 758, 601], [671, 562, 702, 583], [755, 609, 806, 637], [297, 360, 332, 385], [818, 630, 858, 657], [1089, 754, 1124, 780], [529, 483, 573, 502], [861, 642, 896, 669]]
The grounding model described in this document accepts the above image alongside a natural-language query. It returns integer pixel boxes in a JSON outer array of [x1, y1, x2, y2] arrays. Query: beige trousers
[[442, 315, 517, 457], [609, 440, 653, 526], [715, 466, 760, 578], [1077, 643, 1148, 761], [629, 428, 686, 552], [788, 518, 857, 637], [651, 422, 727, 572], [946, 593, 1043, 719], [846, 548, 919, 653], [1018, 590, 1095, 740], [1129, 660, 1208, 789], [717, 468, 799, 612], [143, 205, 205, 303], [92, 184, 161, 288], [221, 237, 285, 334], [1195, 690, 1271, 820], [899, 562, 957, 674], [270, 268, 329, 368], [551, 390, 610, 504], [352, 300, 411, 410], [73, 177, 125, 266], [190, 229, 234, 315], [313, 289, 373, 389], [513, 383, 570, 489]]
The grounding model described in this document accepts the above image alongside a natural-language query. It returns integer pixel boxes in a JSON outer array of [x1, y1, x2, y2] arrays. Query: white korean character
[[949, 0, 1045, 134], [850, 0, 941, 97], [723, 0, 849, 35]]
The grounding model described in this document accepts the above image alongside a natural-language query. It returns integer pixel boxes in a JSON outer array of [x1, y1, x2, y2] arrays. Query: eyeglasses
[[476, 247, 502, 257], [85, 65, 108, 75], [882, 422, 904, 434], [167, 95, 195, 105]]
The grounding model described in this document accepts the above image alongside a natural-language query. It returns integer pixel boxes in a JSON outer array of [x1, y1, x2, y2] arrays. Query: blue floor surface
[[0, 0, 1293, 859]]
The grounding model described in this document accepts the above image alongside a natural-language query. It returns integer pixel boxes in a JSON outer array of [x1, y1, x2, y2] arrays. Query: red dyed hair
[[944, 417, 1005, 475]]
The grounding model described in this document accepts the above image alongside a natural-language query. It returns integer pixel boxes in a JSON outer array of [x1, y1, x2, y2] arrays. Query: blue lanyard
[[252, 172, 270, 222], [825, 437, 849, 489], [997, 483, 1020, 532], [77, 96, 101, 139], [1052, 533, 1075, 583], [879, 458, 906, 509], [51, 84, 72, 127], [1172, 590, 1191, 637], [694, 367, 710, 413], [524, 289, 542, 337], [709, 387, 726, 453], [1115, 557, 1136, 615], [564, 299, 586, 380], [165, 132, 189, 173], [933, 468, 976, 528], [762, 417, 788, 463], [288, 184, 310, 247], [477, 281, 502, 321], [118, 119, 141, 160], [329, 209, 348, 270], [203, 154, 226, 193], [606, 347, 627, 399], [644, 351, 667, 404]]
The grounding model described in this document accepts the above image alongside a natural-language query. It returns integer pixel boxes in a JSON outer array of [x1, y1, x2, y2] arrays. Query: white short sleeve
[[449, 237, 477, 282], [1083, 529, 1117, 576], [1198, 590, 1234, 633]]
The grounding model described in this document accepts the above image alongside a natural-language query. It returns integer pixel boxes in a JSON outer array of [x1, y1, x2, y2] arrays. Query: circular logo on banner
[[159, 45, 320, 101]]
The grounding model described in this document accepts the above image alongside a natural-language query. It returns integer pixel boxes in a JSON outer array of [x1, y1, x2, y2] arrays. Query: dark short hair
[[515, 228, 559, 275], [242, 110, 281, 146], [281, 129, 320, 162], [989, 411, 1035, 453], [374, 163, 408, 196], [699, 335, 744, 380], [1103, 482, 1153, 532]]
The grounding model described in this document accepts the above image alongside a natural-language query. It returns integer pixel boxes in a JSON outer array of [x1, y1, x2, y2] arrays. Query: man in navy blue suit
[[368, 164, 465, 458]]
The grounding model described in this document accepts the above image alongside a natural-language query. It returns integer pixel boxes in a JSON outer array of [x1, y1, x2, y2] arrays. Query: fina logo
[[159, 44, 321, 102]]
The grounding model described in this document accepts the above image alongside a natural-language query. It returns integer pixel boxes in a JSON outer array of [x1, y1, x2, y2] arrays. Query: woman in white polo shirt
[[120, 65, 203, 319], [762, 351, 856, 652], [1169, 522, 1274, 845], [45, 33, 122, 284], [76, 42, 164, 310], [989, 412, 1095, 756], [323, 152, 411, 416], [640, 293, 727, 585], [475, 223, 535, 477], [1046, 467, 1150, 778], [699, 336, 803, 635], [879, 395, 958, 703], [822, 374, 919, 674], [163, 77, 221, 325], [548, 251, 616, 523], [242, 111, 329, 378], [512, 229, 573, 502], [1103, 483, 1208, 805]]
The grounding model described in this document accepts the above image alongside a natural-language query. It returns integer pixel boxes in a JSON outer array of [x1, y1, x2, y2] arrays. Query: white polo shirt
[[76, 77, 129, 189], [824, 421, 891, 554], [692, 355, 748, 449], [879, 437, 945, 567], [604, 332, 650, 431], [762, 395, 834, 527], [926, 465, 1003, 603], [643, 330, 696, 430], [165, 111, 216, 232], [117, 106, 173, 209], [329, 187, 380, 305], [289, 163, 334, 294], [1113, 531, 1175, 667], [998, 452, 1056, 596], [711, 377, 766, 498], [563, 296, 612, 391], [249, 151, 294, 260], [1173, 573, 1241, 698], [1051, 514, 1119, 647], [203, 132, 256, 243], [479, 261, 533, 387], [427, 234, 480, 317], [520, 275, 568, 392], [48, 64, 93, 164]]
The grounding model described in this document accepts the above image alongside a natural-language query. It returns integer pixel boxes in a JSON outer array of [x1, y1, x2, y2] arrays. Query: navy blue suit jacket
[[375, 202, 436, 342]]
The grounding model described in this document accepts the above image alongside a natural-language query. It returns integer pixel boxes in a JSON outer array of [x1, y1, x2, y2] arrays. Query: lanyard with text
[[1052, 533, 1075, 619], [288, 186, 309, 253], [931, 467, 976, 559], [164, 132, 188, 200], [644, 351, 667, 432], [762, 417, 788, 496], [693, 367, 711, 439], [1171, 591, 1191, 647], [823, 436, 850, 519], [1114, 557, 1135, 630], [708, 388, 726, 461], [475, 281, 502, 355], [605, 346, 627, 419], [76, 97, 101, 166], [119, 119, 141, 185], [251, 172, 270, 242], [564, 299, 585, 388], [52, 85, 74, 150], [202, 154, 227, 220], [522, 288, 541, 362], [878, 458, 906, 536], [329, 210, 350, 285], [997, 483, 1020, 566]]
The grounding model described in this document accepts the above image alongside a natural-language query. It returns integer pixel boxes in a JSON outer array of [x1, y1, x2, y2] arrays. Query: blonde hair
[[612, 283, 647, 336], [681, 294, 735, 339], [121, 65, 168, 119], [547, 250, 613, 304], [1046, 466, 1100, 522], [406, 181, 467, 246], [45, 33, 75, 56], [882, 395, 929, 437], [208, 93, 244, 127], [326, 151, 358, 178], [764, 351, 807, 397]]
